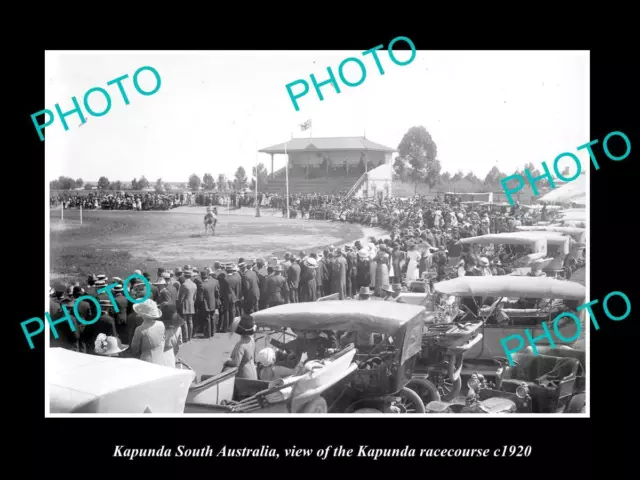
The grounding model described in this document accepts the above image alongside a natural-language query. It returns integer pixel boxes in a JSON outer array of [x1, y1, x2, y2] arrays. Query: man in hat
[[312, 253, 324, 299], [318, 250, 331, 298], [111, 283, 129, 340], [156, 267, 165, 284], [239, 262, 260, 314], [255, 258, 269, 311], [331, 248, 347, 299], [174, 267, 184, 288], [226, 262, 243, 317], [265, 264, 288, 308], [299, 257, 318, 302], [143, 272, 160, 302], [381, 284, 400, 302], [218, 264, 236, 332], [287, 255, 301, 304], [84, 299, 118, 348], [201, 269, 220, 337], [177, 269, 197, 342], [158, 272, 177, 306], [345, 245, 357, 298], [357, 286, 373, 300]]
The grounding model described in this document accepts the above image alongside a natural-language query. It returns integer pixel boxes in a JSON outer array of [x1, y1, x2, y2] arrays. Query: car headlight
[[516, 384, 529, 399]]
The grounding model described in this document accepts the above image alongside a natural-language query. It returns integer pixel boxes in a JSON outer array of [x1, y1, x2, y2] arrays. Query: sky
[[45, 50, 589, 184]]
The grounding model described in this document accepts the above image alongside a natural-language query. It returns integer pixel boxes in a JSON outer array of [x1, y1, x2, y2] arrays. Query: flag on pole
[[299, 119, 312, 132]]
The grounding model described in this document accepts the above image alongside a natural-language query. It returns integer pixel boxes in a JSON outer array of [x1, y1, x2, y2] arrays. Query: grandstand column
[[270, 154, 274, 179]]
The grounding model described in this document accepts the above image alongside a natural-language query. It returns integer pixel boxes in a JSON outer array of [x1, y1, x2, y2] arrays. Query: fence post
[[61, 203, 64, 221], [80, 204, 83, 225]]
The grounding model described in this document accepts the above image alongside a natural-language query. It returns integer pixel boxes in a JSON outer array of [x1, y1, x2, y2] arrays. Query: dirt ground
[[50, 206, 386, 286]]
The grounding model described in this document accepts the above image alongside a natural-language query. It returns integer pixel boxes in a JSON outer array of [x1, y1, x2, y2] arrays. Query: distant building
[[258, 136, 396, 196]]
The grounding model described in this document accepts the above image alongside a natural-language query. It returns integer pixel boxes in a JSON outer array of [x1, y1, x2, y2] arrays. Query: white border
[[44, 50, 590, 418]]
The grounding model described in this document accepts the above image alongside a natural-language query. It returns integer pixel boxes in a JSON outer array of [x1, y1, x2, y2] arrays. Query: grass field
[[50, 206, 383, 286]]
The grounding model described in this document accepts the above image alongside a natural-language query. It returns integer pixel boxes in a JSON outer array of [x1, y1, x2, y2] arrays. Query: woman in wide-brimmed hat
[[94, 333, 129, 357], [130, 299, 166, 366], [160, 304, 184, 368], [223, 315, 258, 379]]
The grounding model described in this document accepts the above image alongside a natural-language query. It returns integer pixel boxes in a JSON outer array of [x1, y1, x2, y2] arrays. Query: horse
[[204, 212, 217, 236]]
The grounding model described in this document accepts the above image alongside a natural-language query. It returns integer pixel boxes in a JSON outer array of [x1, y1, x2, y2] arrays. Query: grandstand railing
[[346, 172, 367, 198]]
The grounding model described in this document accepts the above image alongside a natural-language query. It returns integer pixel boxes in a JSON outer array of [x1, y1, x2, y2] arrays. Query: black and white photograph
[[43, 49, 593, 417]]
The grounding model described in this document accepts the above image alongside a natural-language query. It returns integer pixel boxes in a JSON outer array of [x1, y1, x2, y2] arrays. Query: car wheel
[[354, 408, 382, 413], [407, 378, 441, 405], [397, 387, 426, 413], [300, 397, 328, 413], [566, 393, 586, 413]]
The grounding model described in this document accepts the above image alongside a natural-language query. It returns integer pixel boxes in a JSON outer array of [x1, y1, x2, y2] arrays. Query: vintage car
[[182, 344, 359, 414], [409, 320, 484, 404], [493, 347, 585, 413], [431, 276, 586, 376], [459, 233, 548, 271], [184, 301, 428, 413], [425, 371, 527, 414], [516, 225, 586, 245], [49, 347, 195, 413]]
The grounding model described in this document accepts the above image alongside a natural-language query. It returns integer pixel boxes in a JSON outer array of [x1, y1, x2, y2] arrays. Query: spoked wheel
[[396, 387, 426, 413], [407, 378, 441, 405], [354, 408, 383, 413], [432, 374, 462, 402]]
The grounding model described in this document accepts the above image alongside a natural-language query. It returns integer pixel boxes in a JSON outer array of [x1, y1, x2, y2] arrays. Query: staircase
[[346, 172, 367, 198]]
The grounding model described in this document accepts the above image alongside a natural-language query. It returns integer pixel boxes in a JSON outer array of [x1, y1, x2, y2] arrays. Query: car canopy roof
[[434, 276, 585, 300], [251, 301, 426, 335], [49, 348, 195, 413]]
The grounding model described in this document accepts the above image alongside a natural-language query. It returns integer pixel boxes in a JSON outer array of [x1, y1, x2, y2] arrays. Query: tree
[[397, 126, 439, 194], [561, 165, 571, 177], [217, 174, 227, 191], [234, 166, 248, 190], [203, 173, 215, 190], [250, 178, 256, 190], [98, 176, 110, 190], [188, 174, 201, 191], [112, 180, 122, 191], [51, 176, 75, 190], [155, 178, 164, 193], [252, 163, 269, 188], [465, 172, 481, 184], [84, 184, 93, 190], [75, 178, 84, 188], [131, 178, 138, 190], [484, 166, 506, 186], [451, 170, 464, 182], [137, 176, 150, 190], [440, 171, 452, 183], [227, 179, 234, 190], [164, 182, 173, 192]]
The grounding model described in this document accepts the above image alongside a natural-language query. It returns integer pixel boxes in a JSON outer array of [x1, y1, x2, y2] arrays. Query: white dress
[[406, 250, 421, 282]]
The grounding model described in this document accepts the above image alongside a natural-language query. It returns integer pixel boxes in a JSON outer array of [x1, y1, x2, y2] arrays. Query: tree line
[[393, 125, 572, 194], [49, 163, 271, 193]]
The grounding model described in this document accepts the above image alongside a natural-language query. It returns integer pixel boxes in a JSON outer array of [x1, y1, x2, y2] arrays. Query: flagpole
[[255, 141, 260, 217], [285, 136, 290, 219], [309, 119, 312, 140]]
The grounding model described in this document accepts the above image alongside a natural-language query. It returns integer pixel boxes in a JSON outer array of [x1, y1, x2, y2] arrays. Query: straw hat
[[94, 333, 129, 356], [257, 347, 276, 367], [381, 284, 394, 294], [357, 248, 369, 259], [133, 299, 162, 319], [304, 257, 318, 268], [359, 286, 373, 296]]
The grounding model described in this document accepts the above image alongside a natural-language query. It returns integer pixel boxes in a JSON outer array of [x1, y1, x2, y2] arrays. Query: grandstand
[[258, 136, 396, 196]]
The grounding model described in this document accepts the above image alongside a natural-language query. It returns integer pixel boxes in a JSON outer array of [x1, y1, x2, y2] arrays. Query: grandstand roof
[[259, 136, 396, 154]]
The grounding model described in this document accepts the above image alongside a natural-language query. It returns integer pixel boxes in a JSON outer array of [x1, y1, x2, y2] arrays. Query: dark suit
[[265, 274, 289, 307], [241, 270, 260, 314], [177, 278, 197, 341], [227, 271, 243, 317], [218, 273, 236, 331], [346, 251, 357, 297], [287, 262, 301, 303], [202, 277, 220, 337], [256, 267, 269, 310], [112, 294, 129, 340]]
